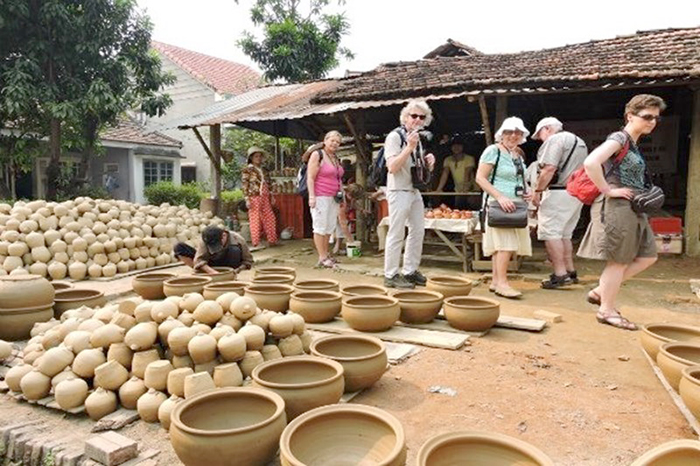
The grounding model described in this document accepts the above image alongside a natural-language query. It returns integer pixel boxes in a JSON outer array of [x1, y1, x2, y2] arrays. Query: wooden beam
[[342, 112, 371, 175], [477, 96, 493, 146], [686, 87, 700, 257], [192, 127, 217, 167], [495, 95, 508, 130], [209, 124, 222, 200]]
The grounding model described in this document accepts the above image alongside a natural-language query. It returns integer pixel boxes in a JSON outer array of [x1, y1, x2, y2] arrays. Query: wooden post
[[343, 112, 371, 243], [685, 87, 700, 257], [209, 124, 222, 204], [495, 96, 508, 130], [477, 96, 493, 146]]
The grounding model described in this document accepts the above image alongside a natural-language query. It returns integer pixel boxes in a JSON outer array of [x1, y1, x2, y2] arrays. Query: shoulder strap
[[614, 138, 629, 165], [483, 147, 502, 208], [559, 135, 579, 173]]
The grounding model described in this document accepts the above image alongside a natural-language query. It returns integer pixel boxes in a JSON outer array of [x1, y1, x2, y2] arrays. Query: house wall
[[131, 153, 182, 205], [90, 147, 131, 201]]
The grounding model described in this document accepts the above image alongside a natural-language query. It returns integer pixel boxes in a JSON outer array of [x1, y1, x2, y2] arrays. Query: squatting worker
[[531, 117, 588, 289], [383, 99, 436, 289], [174, 225, 253, 274]]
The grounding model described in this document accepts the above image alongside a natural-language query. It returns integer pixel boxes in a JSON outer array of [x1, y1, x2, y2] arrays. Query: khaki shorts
[[537, 189, 583, 240], [311, 196, 340, 235]]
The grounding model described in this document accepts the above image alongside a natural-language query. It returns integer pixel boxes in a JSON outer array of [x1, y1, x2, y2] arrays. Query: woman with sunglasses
[[578, 94, 666, 330], [475, 117, 533, 298]]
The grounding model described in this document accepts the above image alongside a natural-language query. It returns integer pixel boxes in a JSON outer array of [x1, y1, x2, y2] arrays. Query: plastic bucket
[[346, 241, 362, 258]]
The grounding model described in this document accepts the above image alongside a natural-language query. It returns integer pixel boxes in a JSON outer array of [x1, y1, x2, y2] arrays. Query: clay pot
[[252, 356, 344, 420], [183, 371, 216, 399], [641, 323, 700, 359], [426, 275, 473, 298], [269, 315, 294, 338], [138, 388, 168, 422], [215, 292, 240, 312], [195, 360, 218, 376], [218, 332, 247, 362], [158, 394, 182, 430], [202, 281, 249, 300], [630, 439, 700, 465], [0, 275, 55, 310], [6, 363, 33, 392], [169, 387, 287, 466], [238, 324, 266, 351], [131, 349, 161, 379], [294, 279, 340, 293], [94, 360, 129, 390], [0, 305, 54, 341], [20, 368, 52, 400], [278, 335, 304, 357], [125, 322, 158, 351], [55, 377, 89, 410], [145, 360, 174, 391], [193, 266, 236, 283], [72, 348, 107, 378], [240, 351, 265, 378], [230, 296, 258, 321], [680, 366, 700, 421], [392, 290, 444, 324], [252, 274, 295, 286], [172, 354, 195, 370], [85, 387, 118, 420], [54, 289, 106, 318], [51, 281, 73, 292], [657, 342, 700, 390], [444, 296, 500, 332], [289, 291, 342, 323], [168, 368, 194, 397], [209, 323, 235, 341], [288, 313, 305, 335], [255, 266, 296, 279], [180, 293, 205, 312], [340, 284, 388, 299], [188, 332, 218, 364], [168, 327, 198, 357], [0, 340, 13, 360], [158, 317, 185, 345], [244, 284, 295, 313], [311, 335, 387, 392], [132, 272, 176, 300], [107, 342, 133, 370], [279, 404, 406, 466], [119, 376, 148, 409], [90, 323, 126, 349], [164, 276, 213, 297], [213, 362, 244, 388], [261, 345, 283, 361], [193, 300, 224, 326], [341, 296, 400, 332], [37, 345, 75, 377], [416, 431, 554, 466]]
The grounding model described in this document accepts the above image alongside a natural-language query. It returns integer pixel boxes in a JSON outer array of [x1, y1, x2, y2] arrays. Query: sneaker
[[541, 273, 573, 289], [567, 270, 580, 284], [384, 274, 415, 289], [404, 270, 427, 286]]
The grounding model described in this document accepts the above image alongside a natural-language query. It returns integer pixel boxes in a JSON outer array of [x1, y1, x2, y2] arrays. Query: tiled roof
[[315, 27, 700, 103], [102, 118, 182, 148], [423, 39, 483, 59], [152, 41, 261, 96]]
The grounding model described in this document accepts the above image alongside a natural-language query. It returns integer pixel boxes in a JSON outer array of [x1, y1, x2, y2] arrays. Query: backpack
[[296, 163, 308, 197], [368, 127, 406, 190], [566, 137, 629, 205]]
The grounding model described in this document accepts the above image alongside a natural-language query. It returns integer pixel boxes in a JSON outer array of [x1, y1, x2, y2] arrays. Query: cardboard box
[[655, 234, 683, 254], [650, 217, 683, 235]]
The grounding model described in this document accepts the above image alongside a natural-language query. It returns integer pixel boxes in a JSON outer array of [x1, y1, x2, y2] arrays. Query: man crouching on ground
[[174, 225, 253, 275]]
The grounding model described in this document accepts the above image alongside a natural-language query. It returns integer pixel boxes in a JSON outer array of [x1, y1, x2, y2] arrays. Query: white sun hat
[[494, 117, 530, 144], [532, 117, 563, 140]]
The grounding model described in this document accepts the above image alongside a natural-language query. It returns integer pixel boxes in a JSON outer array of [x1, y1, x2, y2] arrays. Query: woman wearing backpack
[[577, 94, 666, 330], [242, 146, 278, 249]]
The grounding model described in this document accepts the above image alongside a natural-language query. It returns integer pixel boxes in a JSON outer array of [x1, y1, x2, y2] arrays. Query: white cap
[[532, 117, 563, 140], [494, 117, 530, 144]]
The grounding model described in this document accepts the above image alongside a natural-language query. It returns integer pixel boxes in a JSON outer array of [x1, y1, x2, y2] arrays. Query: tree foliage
[[237, 0, 353, 82]]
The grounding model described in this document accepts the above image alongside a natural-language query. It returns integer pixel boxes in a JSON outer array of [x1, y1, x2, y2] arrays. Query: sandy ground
[[2, 238, 700, 465]]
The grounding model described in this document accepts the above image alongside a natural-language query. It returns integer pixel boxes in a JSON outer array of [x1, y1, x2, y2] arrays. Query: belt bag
[[487, 199, 528, 228], [631, 185, 664, 214]]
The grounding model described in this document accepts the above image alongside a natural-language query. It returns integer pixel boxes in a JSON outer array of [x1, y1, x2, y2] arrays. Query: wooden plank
[[91, 409, 140, 432], [306, 319, 468, 350], [433, 229, 465, 260], [685, 87, 700, 257], [435, 311, 547, 332], [397, 319, 488, 337]]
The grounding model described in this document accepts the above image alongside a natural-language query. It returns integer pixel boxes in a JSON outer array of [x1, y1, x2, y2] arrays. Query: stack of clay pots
[[0, 197, 224, 279], [0, 275, 55, 340]]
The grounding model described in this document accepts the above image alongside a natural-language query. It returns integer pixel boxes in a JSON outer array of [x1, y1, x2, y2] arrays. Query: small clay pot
[[340, 284, 388, 299], [202, 281, 249, 301], [289, 291, 342, 323], [641, 323, 700, 359], [163, 276, 213, 297], [630, 439, 700, 466], [158, 394, 182, 430], [657, 342, 700, 390], [55, 377, 89, 410], [426, 275, 473, 299], [137, 388, 168, 423], [193, 266, 236, 283], [293, 279, 340, 293], [240, 351, 265, 378], [252, 274, 295, 286], [72, 348, 107, 378], [416, 431, 554, 466], [0, 305, 54, 341], [254, 266, 296, 279], [443, 296, 500, 332], [392, 290, 444, 324], [341, 296, 400, 332], [183, 371, 216, 399], [168, 327, 198, 357], [144, 360, 174, 391], [94, 360, 129, 390], [311, 335, 387, 392], [54, 289, 106, 319], [170, 387, 287, 466], [279, 404, 406, 466], [20, 369, 51, 400], [218, 332, 247, 362], [131, 349, 160, 379], [85, 387, 118, 421], [119, 376, 148, 409], [251, 356, 345, 420], [680, 366, 700, 421], [213, 362, 244, 388], [131, 272, 176, 300], [244, 284, 295, 313], [168, 367, 194, 398]]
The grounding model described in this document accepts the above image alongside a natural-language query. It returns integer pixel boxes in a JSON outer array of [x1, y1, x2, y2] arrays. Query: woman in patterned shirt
[[242, 146, 278, 248]]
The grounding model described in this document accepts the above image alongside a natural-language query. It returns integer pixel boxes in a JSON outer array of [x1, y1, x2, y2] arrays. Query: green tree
[[237, 0, 353, 82], [0, 0, 174, 199]]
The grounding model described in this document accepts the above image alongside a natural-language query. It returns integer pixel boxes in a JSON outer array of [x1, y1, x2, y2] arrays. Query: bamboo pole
[[685, 87, 700, 256], [209, 124, 222, 203]]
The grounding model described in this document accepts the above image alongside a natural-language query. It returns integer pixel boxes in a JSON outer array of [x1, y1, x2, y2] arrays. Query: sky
[[137, 0, 699, 77]]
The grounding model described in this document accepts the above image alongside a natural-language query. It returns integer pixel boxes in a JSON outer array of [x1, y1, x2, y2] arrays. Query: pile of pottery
[[0, 275, 55, 341], [0, 197, 224, 279], [0, 339, 14, 361]]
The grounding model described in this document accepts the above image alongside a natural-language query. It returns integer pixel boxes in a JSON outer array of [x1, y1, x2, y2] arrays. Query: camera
[[334, 191, 344, 203], [515, 186, 525, 197]]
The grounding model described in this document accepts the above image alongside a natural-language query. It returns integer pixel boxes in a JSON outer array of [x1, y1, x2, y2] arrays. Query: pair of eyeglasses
[[502, 130, 523, 136], [410, 114, 426, 120], [636, 114, 662, 122]]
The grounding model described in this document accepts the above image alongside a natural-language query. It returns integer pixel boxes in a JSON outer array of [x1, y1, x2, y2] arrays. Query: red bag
[[566, 139, 629, 205]]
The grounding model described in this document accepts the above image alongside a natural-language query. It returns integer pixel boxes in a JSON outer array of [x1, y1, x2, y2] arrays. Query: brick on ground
[[84, 432, 138, 466], [533, 310, 563, 323]]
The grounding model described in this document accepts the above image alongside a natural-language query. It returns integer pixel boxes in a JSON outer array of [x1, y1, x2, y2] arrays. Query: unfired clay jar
[[85, 387, 118, 420], [193, 301, 224, 326], [180, 293, 205, 313], [72, 348, 107, 378], [641, 323, 700, 359], [213, 362, 244, 388], [169, 387, 287, 466], [0, 305, 54, 341], [193, 266, 236, 283], [119, 376, 148, 409], [90, 323, 126, 349], [252, 274, 295, 286], [444, 296, 500, 332], [341, 296, 400, 332], [107, 342, 133, 370], [5, 363, 32, 392], [240, 351, 265, 378], [53, 289, 106, 318], [680, 366, 700, 421], [630, 439, 700, 466], [188, 332, 218, 364], [163, 276, 213, 297], [278, 335, 304, 357], [183, 371, 216, 399], [252, 356, 344, 420], [426, 275, 473, 298], [244, 284, 295, 313], [0, 340, 13, 360], [279, 404, 406, 466], [37, 344, 74, 377], [289, 291, 342, 323], [144, 360, 174, 391], [657, 342, 700, 390], [131, 349, 161, 379], [158, 394, 182, 430], [230, 296, 258, 321], [202, 281, 249, 300], [311, 335, 387, 392], [416, 431, 554, 466], [293, 279, 340, 293], [218, 332, 247, 362], [392, 290, 444, 324], [20, 369, 51, 400], [0, 275, 55, 309], [238, 325, 266, 351], [255, 266, 296, 279], [125, 322, 158, 351], [168, 327, 198, 357], [94, 360, 129, 390], [261, 345, 283, 361], [340, 284, 388, 299], [168, 368, 194, 398], [132, 272, 177, 299], [55, 377, 89, 410], [138, 388, 168, 422]]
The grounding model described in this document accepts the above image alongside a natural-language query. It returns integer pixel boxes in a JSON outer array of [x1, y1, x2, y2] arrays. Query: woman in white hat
[[241, 146, 278, 248], [475, 117, 533, 298]]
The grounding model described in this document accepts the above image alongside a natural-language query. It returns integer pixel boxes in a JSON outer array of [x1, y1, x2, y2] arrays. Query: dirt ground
[[2, 239, 700, 465]]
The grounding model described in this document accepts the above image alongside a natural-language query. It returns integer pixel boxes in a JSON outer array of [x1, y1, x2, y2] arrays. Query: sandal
[[587, 290, 601, 305], [596, 309, 638, 331], [495, 286, 522, 299]]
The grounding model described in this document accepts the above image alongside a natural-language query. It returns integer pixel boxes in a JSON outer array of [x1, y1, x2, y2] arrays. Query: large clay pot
[[279, 404, 406, 466], [132, 272, 177, 300], [202, 281, 249, 300], [170, 387, 287, 466], [289, 291, 342, 323], [311, 335, 387, 392], [85, 387, 118, 420], [342, 296, 400, 332], [680, 366, 700, 421], [444, 296, 500, 332], [392, 290, 444, 324], [244, 284, 295, 313], [163, 276, 213, 297], [630, 439, 700, 465], [51, 281, 73, 292], [193, 266, 236, 283], [255, 266, 296, 279], [641, 323, 700, 359], [251, 356, 344, 420], [55, 377, 89, 410], [417, 431, 554, 466], [294, 279, 340, 293], [340, 284, 388, 299], [0, 275, 55, 310], [426, 275, 473, 298], [54, 289, 106, 318], [252, 274, 295, 286], [0, 305, 53, 341], [657, 342, 700, 390]]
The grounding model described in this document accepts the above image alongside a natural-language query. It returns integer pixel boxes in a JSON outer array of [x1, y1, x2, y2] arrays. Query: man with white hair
[[531, 117, 588, 289], [383, 100, 436, 289]]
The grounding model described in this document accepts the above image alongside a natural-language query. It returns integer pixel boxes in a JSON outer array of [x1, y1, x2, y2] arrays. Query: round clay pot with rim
[[132, 272, 177, 300], [443, 296, 500, 332], [251, 356, 345, 420], [51, 281, 73, 292], [169, 387, 287, 466], [340, 284, 388, 300], [341, 295, 400, 332], [0, 275, 55, 310], [630, 439, 700, 466], [657, 342, 700, 391], [289, 291, 342, 323], [254, 266, 296, 279], [193, 266, 236, 283], [293, 279, 340, 293], [680, 366, 700, 421], [392, 290, 444, 324], [252, 274, 295, 286], [310, 334, 387, 392], [417, 431, 554, 466], [244, 284, 295, 313], [279, 403, 406, 466], [426, 275, 473, 298], [641, 323, 700, 359], [163, 276, 213, 297], [53, 289, 106, 318], [202, 281, 249, 300], [0, 305, 54, 341]]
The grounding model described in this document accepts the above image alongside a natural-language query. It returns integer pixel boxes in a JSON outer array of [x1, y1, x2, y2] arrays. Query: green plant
[[143, 181, 206, 209], [179, 182, 206, 209], [221, 189, 244, 203]]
